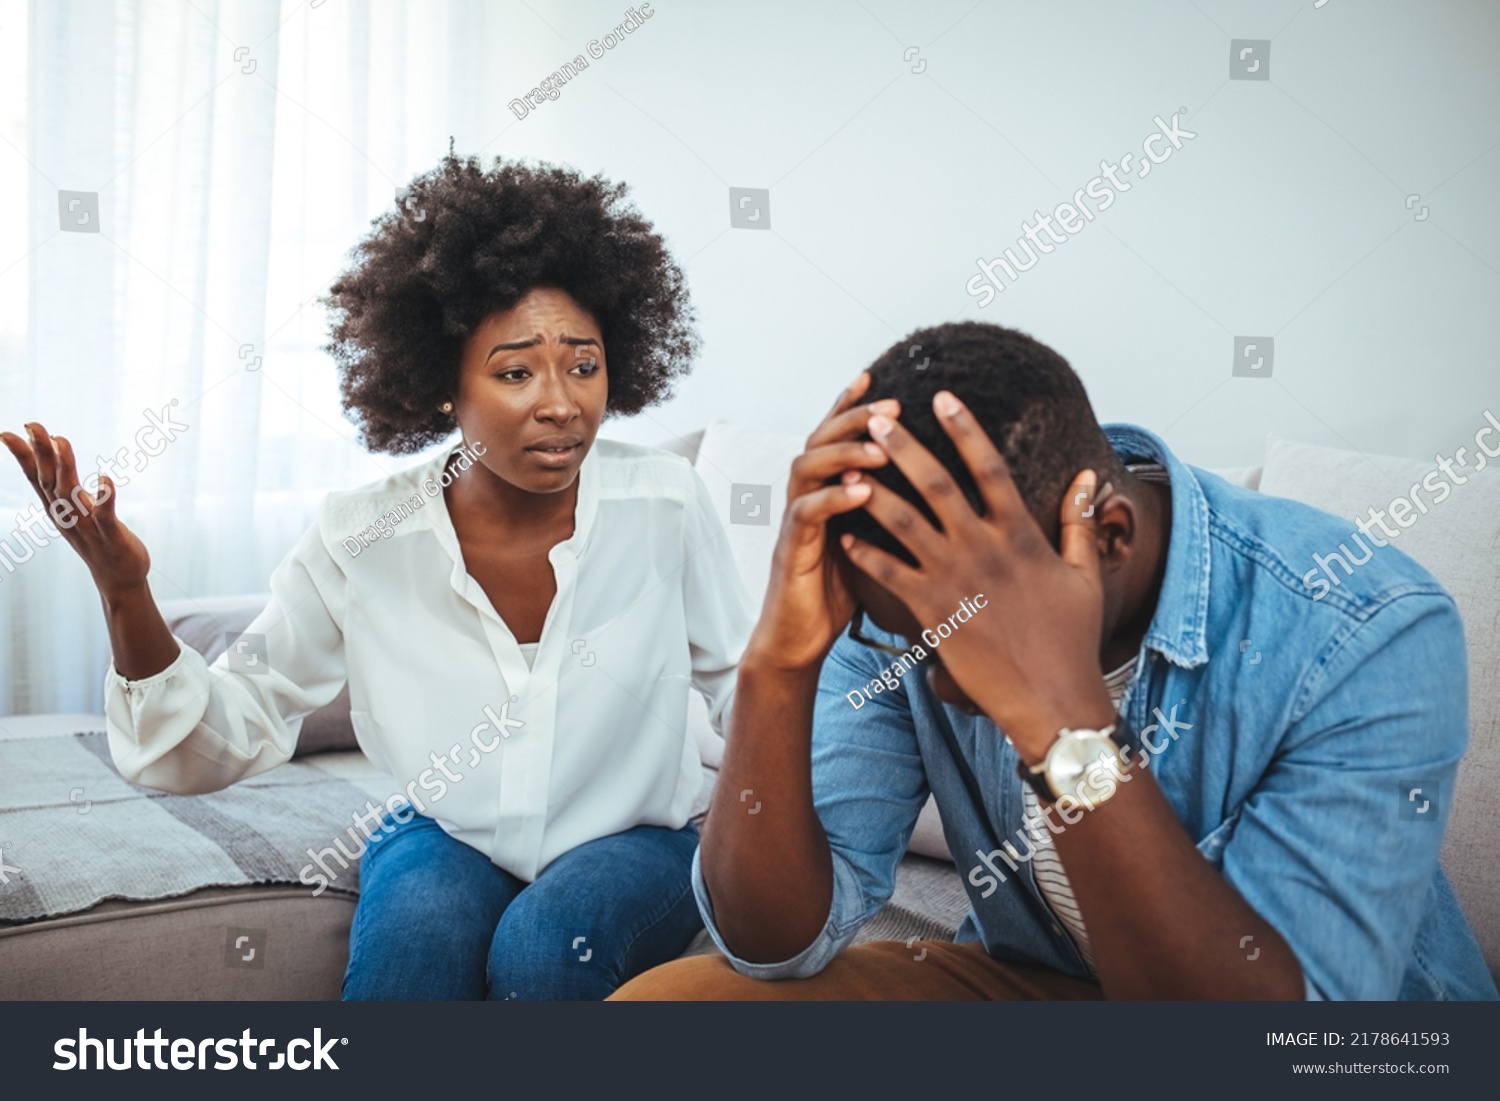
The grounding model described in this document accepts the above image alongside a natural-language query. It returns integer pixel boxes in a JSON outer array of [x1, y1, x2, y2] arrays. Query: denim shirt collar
[[1101, 423, 1211, 670]]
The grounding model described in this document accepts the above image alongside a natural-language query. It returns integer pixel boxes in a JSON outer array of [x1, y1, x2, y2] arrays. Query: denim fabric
[[345, 811, 702, 1000], [693, 423, 1497, 1001]]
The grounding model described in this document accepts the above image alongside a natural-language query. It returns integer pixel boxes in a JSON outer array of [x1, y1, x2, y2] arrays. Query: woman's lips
[[524, 440, 583, 468]]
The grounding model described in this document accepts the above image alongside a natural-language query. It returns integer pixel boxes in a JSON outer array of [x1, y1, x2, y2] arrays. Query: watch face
[[1047, 734, 1118, 799]]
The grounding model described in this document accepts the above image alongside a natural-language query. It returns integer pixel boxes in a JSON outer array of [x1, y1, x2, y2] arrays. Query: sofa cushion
[[156, 594, 357, 756], [0, 885, 356, 1000], [1258, 432, 1500, 977]]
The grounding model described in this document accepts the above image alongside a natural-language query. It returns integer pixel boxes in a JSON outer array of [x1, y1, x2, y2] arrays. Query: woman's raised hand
[[1, 422, 152, 598]]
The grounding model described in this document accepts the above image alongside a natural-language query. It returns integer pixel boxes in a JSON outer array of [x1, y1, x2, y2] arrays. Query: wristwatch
[[1017, 722, 1130, 806]]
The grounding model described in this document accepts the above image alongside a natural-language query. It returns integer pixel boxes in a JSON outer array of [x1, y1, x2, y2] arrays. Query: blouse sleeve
[[103, 518, 350, 794]]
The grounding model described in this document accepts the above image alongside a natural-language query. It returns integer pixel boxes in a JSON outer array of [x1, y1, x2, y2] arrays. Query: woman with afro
[[1, 154, 755, 1000]]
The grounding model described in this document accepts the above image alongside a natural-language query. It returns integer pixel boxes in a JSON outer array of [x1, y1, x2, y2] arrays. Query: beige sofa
[[0, 423, 1494, 998]]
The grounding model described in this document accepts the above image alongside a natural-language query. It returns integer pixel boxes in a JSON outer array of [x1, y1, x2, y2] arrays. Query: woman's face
[[451, 286, 608, 496]]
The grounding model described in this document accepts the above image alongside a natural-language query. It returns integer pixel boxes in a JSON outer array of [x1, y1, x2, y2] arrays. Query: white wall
[[5, 0, 1496, 714], [472, 0, 1499, 471]]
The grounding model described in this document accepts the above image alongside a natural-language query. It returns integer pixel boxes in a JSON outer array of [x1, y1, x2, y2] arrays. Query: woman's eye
[[573, 358, 600, 376], [496, 367, 530, 381]]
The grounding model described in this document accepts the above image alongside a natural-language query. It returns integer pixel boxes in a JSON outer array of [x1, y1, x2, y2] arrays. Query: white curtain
[[1, 0, 488, 714]]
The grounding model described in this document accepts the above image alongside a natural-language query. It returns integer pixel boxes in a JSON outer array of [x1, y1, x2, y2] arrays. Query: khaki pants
[[609, 940, 1103, 1001]]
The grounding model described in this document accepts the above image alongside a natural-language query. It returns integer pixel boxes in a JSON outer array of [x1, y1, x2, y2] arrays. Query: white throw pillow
[[1258, 431, 1500, 973], [1206, 464, 1263, 491], [681, 421, 804, 809], [691, 418, 806, 598]]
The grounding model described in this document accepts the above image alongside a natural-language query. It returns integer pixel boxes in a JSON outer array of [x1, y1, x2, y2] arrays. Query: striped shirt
[[1019, 462, 1169, 974]]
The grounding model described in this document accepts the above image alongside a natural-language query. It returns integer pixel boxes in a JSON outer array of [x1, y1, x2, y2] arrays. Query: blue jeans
[[342, 811, 702, 1001]]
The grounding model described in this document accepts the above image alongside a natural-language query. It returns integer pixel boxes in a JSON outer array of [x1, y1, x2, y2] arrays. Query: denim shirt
[[692, 424, 1498, 1000]]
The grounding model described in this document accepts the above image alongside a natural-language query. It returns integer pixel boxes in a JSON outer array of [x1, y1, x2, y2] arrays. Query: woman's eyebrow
[[487, 335, 541, 358], [486, 334, 599, 360]]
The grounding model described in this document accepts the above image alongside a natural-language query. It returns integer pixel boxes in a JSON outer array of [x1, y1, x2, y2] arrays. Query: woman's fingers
[[0, 430, 42, 489], [26, 422, 60, 493], [3, 427, 117, 544], [90, 474, 121, 534], [53, 435, 87, 518]]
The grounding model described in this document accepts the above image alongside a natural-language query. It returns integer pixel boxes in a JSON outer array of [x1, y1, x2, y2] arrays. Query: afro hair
[[319, 153, 699, 454]]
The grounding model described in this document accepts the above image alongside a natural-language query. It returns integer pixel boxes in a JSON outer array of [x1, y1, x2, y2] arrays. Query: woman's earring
[[439, 401, 454, 414]]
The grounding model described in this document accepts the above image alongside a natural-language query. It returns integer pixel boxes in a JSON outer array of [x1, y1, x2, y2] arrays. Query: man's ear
[[1094, 493, 1138, 569]]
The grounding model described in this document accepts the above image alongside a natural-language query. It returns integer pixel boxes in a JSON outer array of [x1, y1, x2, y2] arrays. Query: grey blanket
[[0, 729, 972, 943], [0, 731, 377, 923]]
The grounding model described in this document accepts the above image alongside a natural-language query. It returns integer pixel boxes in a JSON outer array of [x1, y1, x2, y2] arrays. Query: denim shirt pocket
[[1195, 808, 1242, 868]]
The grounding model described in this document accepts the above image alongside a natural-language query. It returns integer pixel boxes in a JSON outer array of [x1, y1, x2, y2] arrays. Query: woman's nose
[[533, 376, 578, 422]]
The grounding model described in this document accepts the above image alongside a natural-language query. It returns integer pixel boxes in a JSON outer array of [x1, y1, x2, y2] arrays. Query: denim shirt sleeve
[[1216, 591, 1470, 1001], [693, 633, 931, 979]]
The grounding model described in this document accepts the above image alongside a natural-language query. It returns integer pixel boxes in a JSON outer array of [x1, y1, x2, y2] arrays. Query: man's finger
[[858, 479, 941, 567], [825, 370, 870, 421], [789, 440, 888, 497], [805, 398, 901, 451], [930, 390, 1026, 523], [787, 481, 874, 534], [1058, 469, 1104, 582], [805, 372, 873, 447], [866, 412, 971, 533], [838, 533, 923, 598]]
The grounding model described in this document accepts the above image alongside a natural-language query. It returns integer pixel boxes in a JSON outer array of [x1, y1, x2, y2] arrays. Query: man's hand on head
[[743, 371, 897, 673], [838, 389, 1116, 762]]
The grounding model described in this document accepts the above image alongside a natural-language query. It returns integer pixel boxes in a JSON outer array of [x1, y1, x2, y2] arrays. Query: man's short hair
[[827, 321, 1122, 565]]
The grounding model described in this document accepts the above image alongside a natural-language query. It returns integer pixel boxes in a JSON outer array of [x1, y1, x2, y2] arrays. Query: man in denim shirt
[[615, 322, 1496, 1001]]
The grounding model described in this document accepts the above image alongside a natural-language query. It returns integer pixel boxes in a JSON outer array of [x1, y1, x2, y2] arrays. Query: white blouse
[[104, 439, 755, 882]]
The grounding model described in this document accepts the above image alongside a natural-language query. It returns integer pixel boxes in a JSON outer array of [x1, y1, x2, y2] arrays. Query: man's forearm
[[1050, 761, 1303, 1000], [699, 650, 834, 963]]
